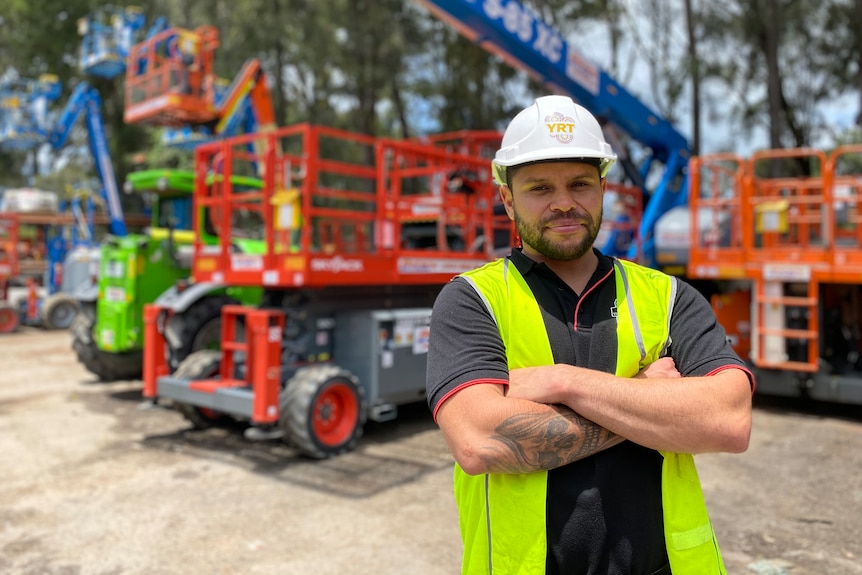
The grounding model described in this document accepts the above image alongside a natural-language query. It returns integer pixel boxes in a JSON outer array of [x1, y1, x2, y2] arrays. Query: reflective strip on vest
[[454, 258, 727, 574]]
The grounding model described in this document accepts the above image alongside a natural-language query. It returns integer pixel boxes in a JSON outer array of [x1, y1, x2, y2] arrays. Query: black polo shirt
[[426, 248, 749, 575]]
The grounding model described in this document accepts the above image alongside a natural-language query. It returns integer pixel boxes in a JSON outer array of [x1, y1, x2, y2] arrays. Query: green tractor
[[71, 169, 262, 381]]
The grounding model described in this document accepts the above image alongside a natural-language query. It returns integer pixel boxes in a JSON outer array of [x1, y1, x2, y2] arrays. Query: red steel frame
[[0, 213, 19, 301], [143, 124, 512, 413], [143, 304, 285, 423], [189, 123, 505, 289], [418, 129, 503, 159]]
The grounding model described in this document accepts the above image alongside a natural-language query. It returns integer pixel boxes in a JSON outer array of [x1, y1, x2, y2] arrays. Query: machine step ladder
[[752, 279, 819, 372]]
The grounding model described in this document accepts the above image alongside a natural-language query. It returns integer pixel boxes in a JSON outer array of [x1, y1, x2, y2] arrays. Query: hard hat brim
[[492, 154, 616, 186]]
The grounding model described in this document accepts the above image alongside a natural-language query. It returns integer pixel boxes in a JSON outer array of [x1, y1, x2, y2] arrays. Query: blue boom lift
[[47, 81, 128, 238], [77, 5, 149, 79], [0, 70, 129, 329], [0, 74, 62, 151], [414, 0, 693, 268]]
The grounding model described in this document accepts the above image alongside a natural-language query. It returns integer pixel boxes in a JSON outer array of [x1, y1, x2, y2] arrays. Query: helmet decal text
[[545, 112, 576, 144]]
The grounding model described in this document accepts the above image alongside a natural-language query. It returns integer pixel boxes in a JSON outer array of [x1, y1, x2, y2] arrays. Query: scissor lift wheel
[[280, 364, 367, 459]]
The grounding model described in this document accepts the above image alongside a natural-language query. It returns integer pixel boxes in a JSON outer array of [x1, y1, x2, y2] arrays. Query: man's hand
[[635, 357, 681, 379], [506, 366, 562, 404], [507, 358, 681, 406]]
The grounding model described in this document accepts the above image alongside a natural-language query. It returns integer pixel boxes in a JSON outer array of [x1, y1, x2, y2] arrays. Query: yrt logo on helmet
[[491, 95, 618, 186], [545, 112, 576, 144]]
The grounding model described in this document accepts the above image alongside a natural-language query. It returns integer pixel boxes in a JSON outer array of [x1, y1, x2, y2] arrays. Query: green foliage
[[1, 0, 860, 195]]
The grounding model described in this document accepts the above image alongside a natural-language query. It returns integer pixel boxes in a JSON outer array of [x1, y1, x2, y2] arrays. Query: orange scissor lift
[[688, 144, 862, 404], [143, 123, 513, 457]]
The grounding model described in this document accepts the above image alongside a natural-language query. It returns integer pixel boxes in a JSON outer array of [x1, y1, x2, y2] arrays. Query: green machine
[[72, 169, 262, 381]]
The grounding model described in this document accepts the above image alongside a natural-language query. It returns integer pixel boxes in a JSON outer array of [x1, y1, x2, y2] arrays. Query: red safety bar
[[0, 213, 19, 297], [746, 148, 831, 268], [418, 129, 503, 159], [687, 153, 748, 278], [190, 123, 508, 288], [196, 305, 284, 424], [142, 303, 170, 399], [143, 303, 285, 424], [826, 144, 862, 276]]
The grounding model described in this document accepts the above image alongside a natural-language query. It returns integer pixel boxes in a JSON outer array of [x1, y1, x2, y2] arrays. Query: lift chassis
[[143, 124, 510, 457]]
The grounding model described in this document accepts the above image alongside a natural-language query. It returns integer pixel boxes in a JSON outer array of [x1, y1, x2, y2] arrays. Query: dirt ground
[[1, 328, 862, 575]]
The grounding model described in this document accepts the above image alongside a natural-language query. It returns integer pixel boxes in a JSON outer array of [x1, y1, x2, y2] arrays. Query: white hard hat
[[492, 95, 617, 186]]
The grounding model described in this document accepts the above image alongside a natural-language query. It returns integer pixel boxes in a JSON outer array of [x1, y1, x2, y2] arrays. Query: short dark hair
[[505, 158, 603, 188]]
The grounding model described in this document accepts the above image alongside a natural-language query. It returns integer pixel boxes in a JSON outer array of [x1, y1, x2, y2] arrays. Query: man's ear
[[499, 185, 515, 221]]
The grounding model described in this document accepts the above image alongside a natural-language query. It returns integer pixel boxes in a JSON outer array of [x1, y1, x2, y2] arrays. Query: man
[[426, 95, 754, 575]]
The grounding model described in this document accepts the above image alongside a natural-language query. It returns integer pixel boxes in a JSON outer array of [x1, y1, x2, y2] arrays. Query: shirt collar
[[508, 247, 614, 291]]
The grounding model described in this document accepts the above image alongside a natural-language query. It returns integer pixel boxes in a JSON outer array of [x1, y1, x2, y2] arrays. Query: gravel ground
[[1, 328, 861, 575]]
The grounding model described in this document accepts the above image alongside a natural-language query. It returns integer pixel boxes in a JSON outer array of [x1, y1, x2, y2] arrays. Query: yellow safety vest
[[455, 257, 727, 575]]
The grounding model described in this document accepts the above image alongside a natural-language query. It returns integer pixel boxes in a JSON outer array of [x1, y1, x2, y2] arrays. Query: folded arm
[[435, 382, 624, 475], [507, 358, 753, 454]]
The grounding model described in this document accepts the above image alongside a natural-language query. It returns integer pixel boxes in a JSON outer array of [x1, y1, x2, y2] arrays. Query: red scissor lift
[[0, 213, 22, 332], [144, 123, 512, 457], [688, 145, 862, 404], [0, 212, 64, 333]]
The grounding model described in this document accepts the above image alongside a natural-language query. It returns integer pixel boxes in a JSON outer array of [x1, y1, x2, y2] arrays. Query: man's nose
[[549, 189, 581, 212]]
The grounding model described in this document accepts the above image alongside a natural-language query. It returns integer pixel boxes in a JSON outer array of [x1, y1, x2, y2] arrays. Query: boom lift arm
[[414, 0, 692, 265], [47, 82, 127, 237], [214, 58, 277, 136]]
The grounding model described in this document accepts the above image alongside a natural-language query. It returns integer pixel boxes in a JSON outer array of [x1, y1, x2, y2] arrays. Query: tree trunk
[[272, 0, 288, 127], [685, 0, 700, 156], [857, 0, 862, 126], [763, 0, 783, 150]]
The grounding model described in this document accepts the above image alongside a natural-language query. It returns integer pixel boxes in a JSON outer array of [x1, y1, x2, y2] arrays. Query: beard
[[514, 207, 602, 261]]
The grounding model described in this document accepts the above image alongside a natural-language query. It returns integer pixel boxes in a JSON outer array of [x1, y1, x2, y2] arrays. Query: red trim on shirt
[[706, 365, 757, 393], [574, 267, 614, 331], [432, 378, 508, 422]]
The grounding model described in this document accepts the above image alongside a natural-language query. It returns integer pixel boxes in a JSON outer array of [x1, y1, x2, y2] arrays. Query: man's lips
[[546, 220, 587, 232]]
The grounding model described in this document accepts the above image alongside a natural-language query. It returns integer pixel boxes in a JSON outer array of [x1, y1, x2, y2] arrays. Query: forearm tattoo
[[480, 406, 621, 473]]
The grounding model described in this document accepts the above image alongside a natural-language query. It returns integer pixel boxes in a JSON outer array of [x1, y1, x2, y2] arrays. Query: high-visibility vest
[[455, 257, 727, 575]]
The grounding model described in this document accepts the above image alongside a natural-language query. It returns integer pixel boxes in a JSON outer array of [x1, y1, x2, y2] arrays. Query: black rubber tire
[[0, 302, 19, 333], [41, 292, 80, 330], [70, 303, 143, 381], [279, 364, 367, 459], [166, 295, 237, 370], [171, 350, 230, 429]]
